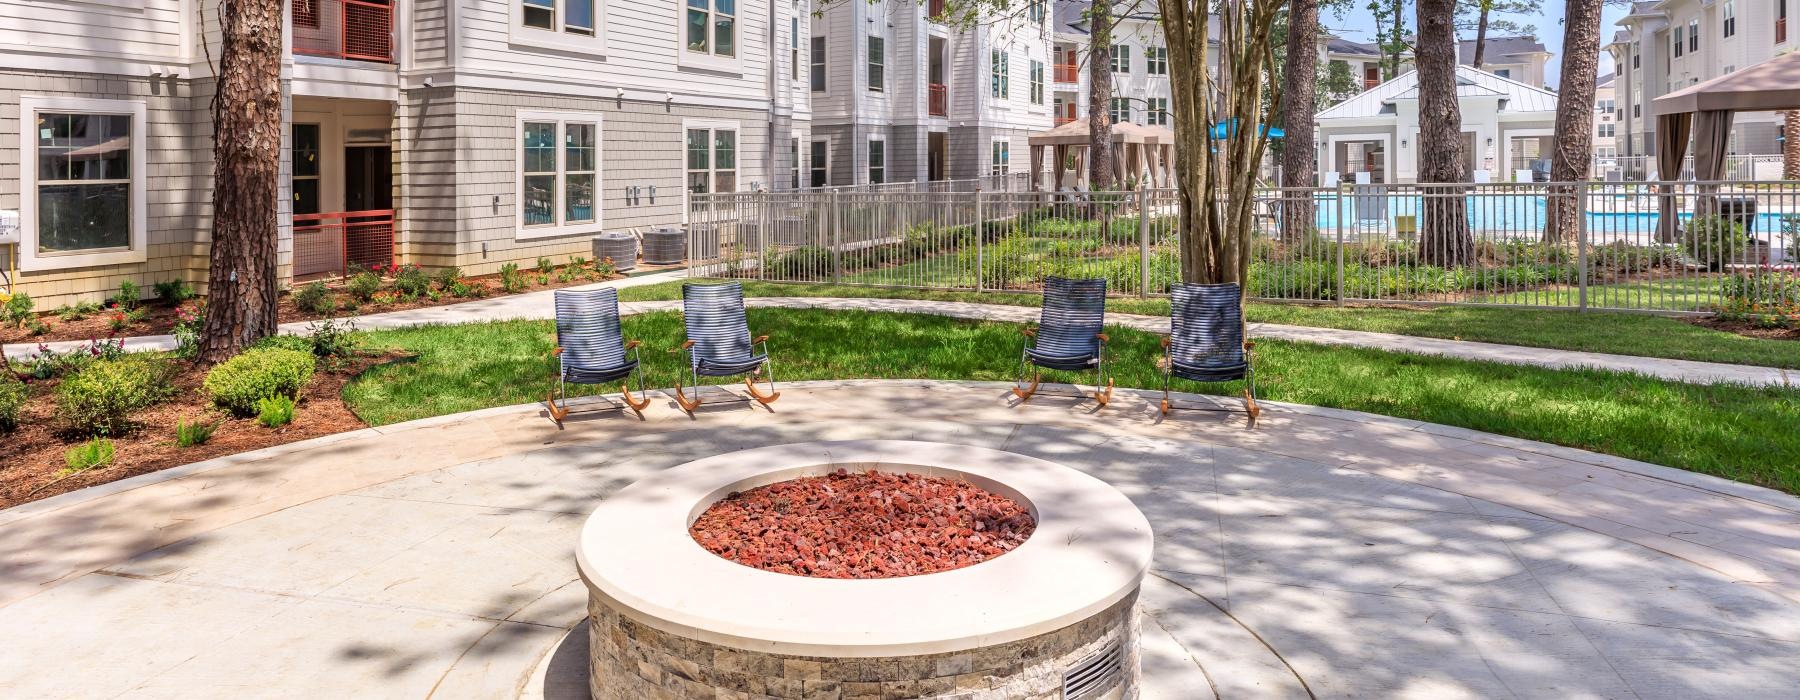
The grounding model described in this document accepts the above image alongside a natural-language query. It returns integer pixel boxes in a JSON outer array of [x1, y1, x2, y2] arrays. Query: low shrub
[[204, 347, 316, 416], [1682, 215, 1750, 271], [153, 279, 196, 303], [55, 356, 174, 437], [2, 291, 35, 328], [434, 266, 463, 291], [113, 280, 140, 311], [0, 373, 25, 433], [63, 438, 116, 474], [535, 257, 555, 274], [499, 263, 527, 293], [174, 418, 218, 447], [172, 303, 204, 359], [394, 264, 432, 296], [1722, 271, 1800, 307], [346, 271, 383, 301], [256, 395, 296, 428], [293, 281, 335, 314], [305, 317, 359, 358]]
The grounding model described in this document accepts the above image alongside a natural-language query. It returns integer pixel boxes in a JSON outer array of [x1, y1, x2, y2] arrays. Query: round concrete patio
[[2, 381, 1798, 699]]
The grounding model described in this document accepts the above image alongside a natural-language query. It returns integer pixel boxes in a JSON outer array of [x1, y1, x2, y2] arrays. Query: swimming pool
[[1301, 194, 1795, 238]]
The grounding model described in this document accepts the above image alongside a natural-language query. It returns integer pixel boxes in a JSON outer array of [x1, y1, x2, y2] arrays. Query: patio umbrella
[[1210, 119, 1284, 140]]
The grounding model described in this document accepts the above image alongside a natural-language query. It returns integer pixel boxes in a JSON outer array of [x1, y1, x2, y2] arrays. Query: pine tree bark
[[1544, 0, 1603, 243], [199, 0, 284, 364], [1785, 111, 1800, 180], [1415, 0, 1472, 266], [1088, 0, 1117, 190], [1471, 5, 1490, 69], [1279, 0, 1321, 239]]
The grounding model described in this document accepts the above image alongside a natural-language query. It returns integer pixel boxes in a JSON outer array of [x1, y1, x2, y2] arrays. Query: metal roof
[[1316, 65, 1559, 120]]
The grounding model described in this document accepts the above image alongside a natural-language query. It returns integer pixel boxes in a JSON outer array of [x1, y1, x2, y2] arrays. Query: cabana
[[1027, 119, 1176, 191], [1651, 51, 1800, 240]]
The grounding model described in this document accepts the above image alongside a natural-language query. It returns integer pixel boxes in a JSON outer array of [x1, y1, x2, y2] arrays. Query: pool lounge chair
[[674, 282, 780, 414], [1014, 276, 1114, 407], [547, 287, 651, 423], [1161, 282, 1260, 427]]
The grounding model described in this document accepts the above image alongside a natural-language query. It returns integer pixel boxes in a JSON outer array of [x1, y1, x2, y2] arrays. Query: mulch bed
[[689, 470, 1037, 579], [1686, 316, 1800, 341], [0, 351, 407, 509]]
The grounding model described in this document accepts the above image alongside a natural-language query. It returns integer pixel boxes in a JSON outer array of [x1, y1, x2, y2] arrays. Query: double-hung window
[[990, 140, 1010, 176], [523, 0, 596, 35], [810, 139, 829, 186], [1110, 97, 1131, 124], [1146, 97, 1168, 126], [790, 18, 800, 80], [686, 0, 736, 57], [1029, 60, 1044, 105], [1688, 19, 1699, 53], [686, 126, 738, 195], [811, 36, 827, 92], [1027, 0, 1045, 23], [790, 139, 801, 190], [1145, 47, 1167, 75], [868, 37, 885, 91], [868, 140, 885, 184], [991, 50, 1009, 99], [513, 0, 603, 52], [1598, 123, 1615, 138], [292, 124, 321, 216], [1110, 45, 1130, 73], [20, 97, 148, 270], [1723, 1, 1736, 38], [518, 113, 601, 238], [1674, 26, 1684, 58]]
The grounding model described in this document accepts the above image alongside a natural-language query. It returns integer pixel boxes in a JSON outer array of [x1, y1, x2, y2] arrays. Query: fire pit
[[576, 440, 1154, 699]]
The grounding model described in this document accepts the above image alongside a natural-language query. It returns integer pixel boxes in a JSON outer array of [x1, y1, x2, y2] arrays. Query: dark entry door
[[344, 146, 392, 212]]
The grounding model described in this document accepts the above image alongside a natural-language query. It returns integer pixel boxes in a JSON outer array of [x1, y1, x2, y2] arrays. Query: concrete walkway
[[7, 283, 1791, 388], [2, 381, 1798, 698]]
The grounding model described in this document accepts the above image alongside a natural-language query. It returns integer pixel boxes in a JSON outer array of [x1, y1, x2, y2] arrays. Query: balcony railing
[[927, 0, 946, 21], [1053, 103, 1077, 126], [928, 84, 947, 117], [293, 0, 395, 63], [1054, 63, 1079, 83], [293, 210, 396, 278]]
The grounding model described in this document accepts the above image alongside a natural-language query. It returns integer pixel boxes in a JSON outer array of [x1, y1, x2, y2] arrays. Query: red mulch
[[689, 470, 1037, 579], [0, 351, 406, 509]]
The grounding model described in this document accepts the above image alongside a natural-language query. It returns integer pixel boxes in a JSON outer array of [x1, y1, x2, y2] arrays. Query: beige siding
[[0, 0, 185, 63]]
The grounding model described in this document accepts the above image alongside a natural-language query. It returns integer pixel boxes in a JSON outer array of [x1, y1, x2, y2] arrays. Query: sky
[[1322, 3, 1636, 89]]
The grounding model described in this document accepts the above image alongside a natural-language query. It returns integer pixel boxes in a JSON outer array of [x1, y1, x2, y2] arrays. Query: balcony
[[1054, 63, 1079, 83], [293, 0, 395, 63], [927, 0, 946, 21], [1780, 17, 1788, 44], [1053, 102, 1077, 126], [293, 210, 397, 279], [928, 84, 947, 117]]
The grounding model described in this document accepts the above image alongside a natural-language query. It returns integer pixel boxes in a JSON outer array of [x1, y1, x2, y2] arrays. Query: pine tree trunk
[[1544, 0, 1603, 243], [1415, 0, 1472, 266], [1088, 0, 1117, 190], [1785, 111, 1800, 180], [1389, 0, 1405, 77], [1279, 0, 1321, 239], [1472, 8, 1490, 69], [199, 0, 284, 364]]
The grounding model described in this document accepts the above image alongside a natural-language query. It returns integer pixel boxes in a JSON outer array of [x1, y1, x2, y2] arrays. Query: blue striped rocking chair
[[673, 282, 780, 414], [547, 287, 650, 423], [1161, 282, 1260, 426], [1014, 276, 1114, 407]]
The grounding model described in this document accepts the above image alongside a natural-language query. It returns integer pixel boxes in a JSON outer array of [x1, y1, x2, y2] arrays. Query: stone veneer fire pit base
[[587, 589, 1139, 699], [576, 441, 1154, 700]]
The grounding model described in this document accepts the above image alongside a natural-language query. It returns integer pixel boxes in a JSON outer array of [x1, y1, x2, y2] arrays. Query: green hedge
[[56, 356, 174, 437], [204, 348, 317, 416], [0, 373, 25, 433]]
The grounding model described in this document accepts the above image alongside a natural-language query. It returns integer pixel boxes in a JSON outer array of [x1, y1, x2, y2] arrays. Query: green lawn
[[344, 309, 1800, 495], [618, 280, 1800, 369], [1479, 277, 1726, 313]]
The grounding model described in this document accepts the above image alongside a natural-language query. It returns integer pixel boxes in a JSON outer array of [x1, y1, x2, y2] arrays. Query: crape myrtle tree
[[200, 0, 284, 364]]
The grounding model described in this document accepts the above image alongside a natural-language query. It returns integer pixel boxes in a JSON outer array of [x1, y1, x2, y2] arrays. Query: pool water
[[1301, 194, 1795, 238]]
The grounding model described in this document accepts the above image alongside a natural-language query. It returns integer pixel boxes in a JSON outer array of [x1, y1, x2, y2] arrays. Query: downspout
[[766, 0, 779, 190]]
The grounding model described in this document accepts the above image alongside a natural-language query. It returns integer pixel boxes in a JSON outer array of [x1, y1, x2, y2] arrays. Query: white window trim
[[677, 0, 744, 74], [509, 0, 608, 56], [809, 135, 833, 188], [19, 96, 148, 272], [990, 138, 1011, 176], [515, 110, 605, 241], [866, 135, 886, 184], [867, 35, 887, 92], [682, 117, 741, 213], [810, 35, 828, 94]]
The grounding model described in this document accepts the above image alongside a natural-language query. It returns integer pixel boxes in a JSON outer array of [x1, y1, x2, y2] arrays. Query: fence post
[[1575, 181, 1590, 312], [974, 188, 986, 293], [831, 189, 843, 284], [1334, 186, 1346, 306], [1138, 182, 1151, 297]]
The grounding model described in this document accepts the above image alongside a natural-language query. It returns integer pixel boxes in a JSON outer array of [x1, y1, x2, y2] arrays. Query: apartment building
[[1607, 0, 1794, 168], [1, 0, 809, 306], [808, 0, 1052, 186], [1049, 0, 1178, 133], [1595, 72, 1619, 164]]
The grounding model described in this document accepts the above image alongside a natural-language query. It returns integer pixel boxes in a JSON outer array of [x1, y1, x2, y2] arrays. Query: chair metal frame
[[1012, 277, 1115, 408], [546, 288, 652, 423], [672, 282, 781, 415]]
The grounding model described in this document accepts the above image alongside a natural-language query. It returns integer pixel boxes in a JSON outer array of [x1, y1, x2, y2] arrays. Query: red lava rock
[[689, 470, 1037, 579]]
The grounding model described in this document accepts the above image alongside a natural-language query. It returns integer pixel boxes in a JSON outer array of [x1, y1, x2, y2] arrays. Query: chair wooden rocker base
[[1158, 388, 1260, 427], [546, 384, 652, 424], [671, 374, 781, 415], [1012, 373, 1114, 407]]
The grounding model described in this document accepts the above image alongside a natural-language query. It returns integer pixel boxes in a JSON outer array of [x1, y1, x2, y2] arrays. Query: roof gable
[[1316, 65, 1559, 119]]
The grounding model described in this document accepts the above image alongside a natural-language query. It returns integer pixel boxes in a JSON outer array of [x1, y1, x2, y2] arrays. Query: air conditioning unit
[[642, 227, 688, 265], [592, 231, 639, 272]]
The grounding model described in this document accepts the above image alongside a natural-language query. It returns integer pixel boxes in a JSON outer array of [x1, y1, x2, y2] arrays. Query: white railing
[[1592, 154, 1788, 182], [685, 181, 1800, 315]]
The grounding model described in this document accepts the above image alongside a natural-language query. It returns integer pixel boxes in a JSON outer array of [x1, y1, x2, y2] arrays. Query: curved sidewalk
[[7, 287, 1790, 388], [2, 381, 1798, 698]]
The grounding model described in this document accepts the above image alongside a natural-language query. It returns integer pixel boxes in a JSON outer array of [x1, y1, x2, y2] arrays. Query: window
[[1632, 53, 1639, 69], [790, 138, 801, 190], [1028, 0, 1045, 23], [1029, 60, 1044, 105], [810, 139, 829, 187], [1724, 1, 1736, 38], [790, 18, 800, 81], [1495, 68, 1511, 79], [513, 0, 603, 52], [1597, 99, 1615, 113], [291, 124, 321, 216], [991, 50, 1009, 99], [686, 0, 735, 57], [867, 140, 885, 184], [1633, 104, 1641, 118], [1598, 123, 1615, 138], [517, 113, 602, 238], [868, 37, 885, 91], [522, 0, 594, 34], [1689, 19, 1699, 52], [1145, 46, 1167, 75], [1674, 26, 1683, 58], [686, 126, 737, 195], [990, 140, 1010, 176], [19, 98, 148, 271], [1110, 97, 1131, 124], [1110, 45, 1130, 73], [811, 36, 826, 92], [1146, 97, 1168, 126]]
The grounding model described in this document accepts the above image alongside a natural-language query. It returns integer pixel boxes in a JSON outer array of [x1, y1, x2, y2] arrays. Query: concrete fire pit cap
[[575, 440, 1154, 658]]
